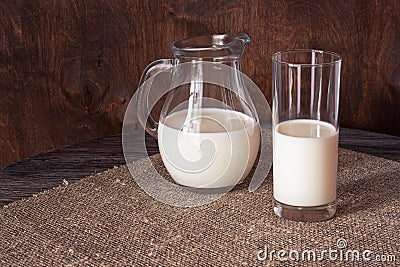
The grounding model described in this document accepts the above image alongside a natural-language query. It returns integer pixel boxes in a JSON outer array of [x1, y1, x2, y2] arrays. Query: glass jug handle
[[137, 59, 173, 139]]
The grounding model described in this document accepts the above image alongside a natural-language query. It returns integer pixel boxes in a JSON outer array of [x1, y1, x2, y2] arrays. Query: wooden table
[[1, 129, 399, 207]]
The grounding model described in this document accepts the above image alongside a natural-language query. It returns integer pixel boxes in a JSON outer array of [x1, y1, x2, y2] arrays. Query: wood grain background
[[0, 0, 399, 168]]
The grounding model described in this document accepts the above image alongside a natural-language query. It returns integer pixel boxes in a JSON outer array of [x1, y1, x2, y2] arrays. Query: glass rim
[[272, 49, 342, 67]]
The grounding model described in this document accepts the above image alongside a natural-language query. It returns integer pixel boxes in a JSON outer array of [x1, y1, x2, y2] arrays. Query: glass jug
[[137, 33, 261, 189]]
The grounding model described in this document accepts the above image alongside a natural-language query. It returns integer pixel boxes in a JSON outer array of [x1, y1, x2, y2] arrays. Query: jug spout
[[220, 32, 251, 53]]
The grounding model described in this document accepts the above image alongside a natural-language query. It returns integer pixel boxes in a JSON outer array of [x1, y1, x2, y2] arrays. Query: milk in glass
[[273, 119, 338, 206]]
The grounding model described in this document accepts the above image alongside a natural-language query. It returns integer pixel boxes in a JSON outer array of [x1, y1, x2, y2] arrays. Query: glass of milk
[[272, 50, 342, 221]]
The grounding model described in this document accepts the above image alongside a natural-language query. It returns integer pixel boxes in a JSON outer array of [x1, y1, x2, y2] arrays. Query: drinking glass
[[272, 49, 342, 221]]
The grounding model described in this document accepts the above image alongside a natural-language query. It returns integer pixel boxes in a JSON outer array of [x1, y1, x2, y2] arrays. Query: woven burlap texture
[[1, 149, 399, 266]]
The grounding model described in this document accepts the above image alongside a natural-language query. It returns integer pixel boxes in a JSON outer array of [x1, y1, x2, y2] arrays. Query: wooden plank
[[1, 129, 399, 207]]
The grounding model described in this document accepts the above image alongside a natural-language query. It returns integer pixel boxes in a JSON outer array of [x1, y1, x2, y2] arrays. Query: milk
[[158, 108, 260, 188], [273, 119, 338, 207]]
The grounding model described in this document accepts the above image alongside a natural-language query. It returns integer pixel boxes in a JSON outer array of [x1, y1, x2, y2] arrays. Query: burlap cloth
[[1, 149, 399, 266]]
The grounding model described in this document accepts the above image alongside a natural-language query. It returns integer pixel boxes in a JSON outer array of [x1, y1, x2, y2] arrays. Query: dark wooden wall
[[1, 0, 399, 168]]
